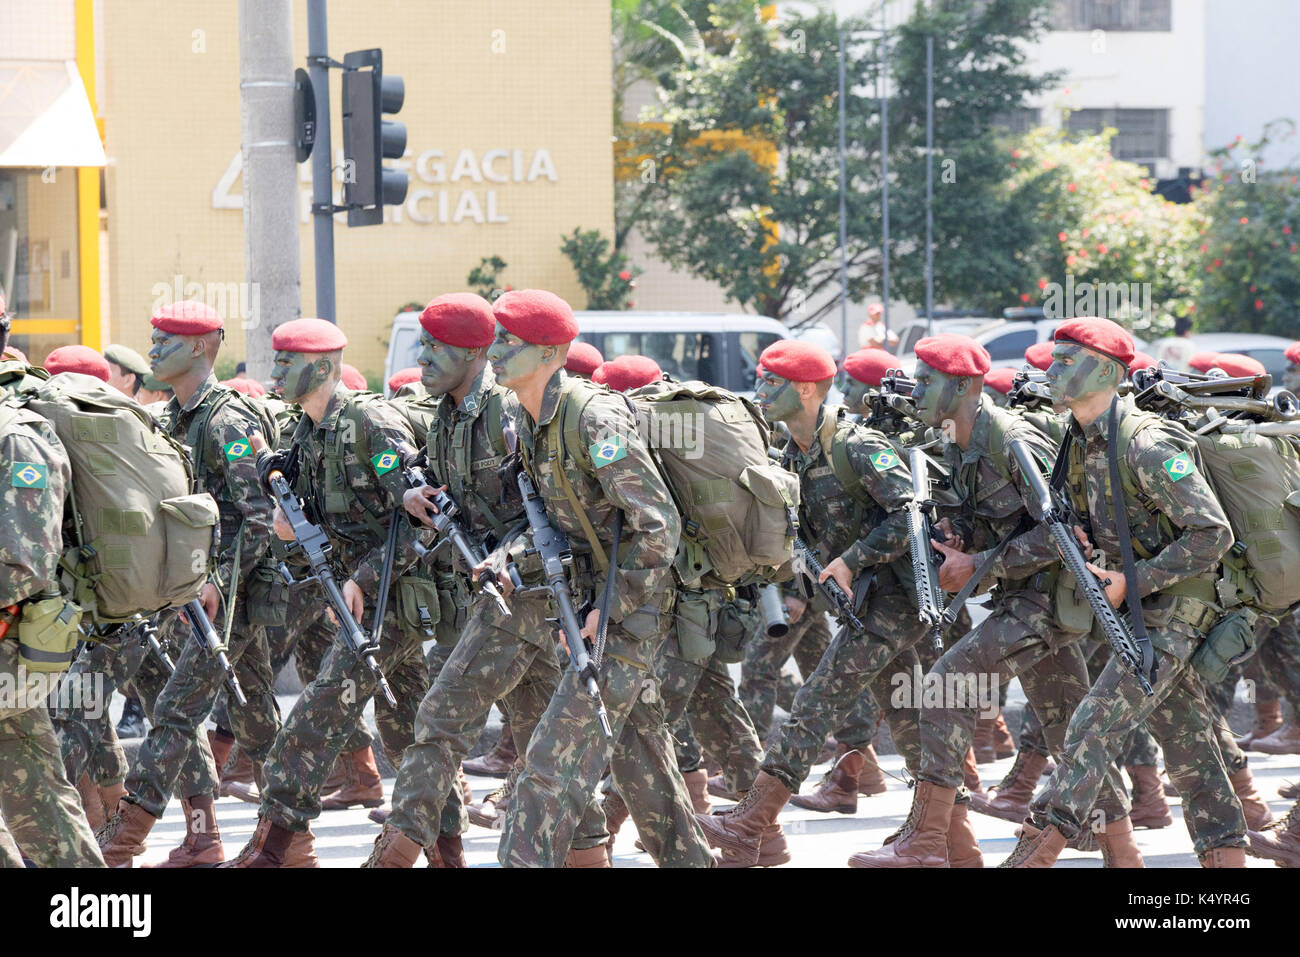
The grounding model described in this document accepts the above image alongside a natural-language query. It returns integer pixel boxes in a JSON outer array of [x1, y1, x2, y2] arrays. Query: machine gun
[[1008, 369, 1054, 411], [1007, 438, 1156, 695], [787, 507, 866, 633], [905, 447, 947, 654], [1131, 365, 1299, 429], [868, 371, 922, 430]]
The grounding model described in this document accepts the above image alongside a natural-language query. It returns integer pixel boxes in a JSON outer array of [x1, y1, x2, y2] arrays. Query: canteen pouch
[[1051, 567, 1094, 635], [244, 563, 290, 628], [674, 592, 716, 664], [396, 575, 445, 643], [17, 595, 83, 674], [157, 495, 220, 608], [714, 596, 756, 664], [1191, 608, 1257, 685]]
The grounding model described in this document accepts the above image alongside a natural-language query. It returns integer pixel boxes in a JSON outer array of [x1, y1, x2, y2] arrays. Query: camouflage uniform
[[1007, 395, 1247, 855], [498, 371, 712, 867], [0, 402, 103, 867]]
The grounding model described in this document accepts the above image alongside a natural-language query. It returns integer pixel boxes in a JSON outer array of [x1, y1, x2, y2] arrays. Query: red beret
[[1053, 317, 1134, 366], [1024, 341, 1056, 371], [1188, 352, 1218, 372], [593, 355, 662, 392], [1286, 342, 1300, 365], [151, 300, 223, 335], [419, 293, 496, 348], [339, 363, 368, 391], [758, 340, 837, 383], [272, 318, 347, 353], [387, 367, 422, 391], [1196, 352, 1265, 378], [2, 346, 27, 363], [45, 345, 110, 381], [221, 376, 267, 398], [914, 334, 991, 377], [565, 341, 604, 376], [983, 367, 1017, 395], [842, 348, 899, 387], [493, 289, 578, 345], [1127, 351, 1156, 377]]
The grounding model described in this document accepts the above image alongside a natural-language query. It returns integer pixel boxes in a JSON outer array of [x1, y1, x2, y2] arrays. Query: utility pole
[[238, 0, 300, 383], [878, 1, 891, 339], [307, 0, 336, 322], [837, 23, 849, 362], [925, 33, 934, 336]]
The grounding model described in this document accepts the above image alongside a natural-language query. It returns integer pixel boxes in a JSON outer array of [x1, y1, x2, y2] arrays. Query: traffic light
[[341, 48, 407, 227]]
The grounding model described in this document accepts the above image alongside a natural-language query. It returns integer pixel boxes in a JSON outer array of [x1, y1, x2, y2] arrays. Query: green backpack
[[20, 373, 219, 623]]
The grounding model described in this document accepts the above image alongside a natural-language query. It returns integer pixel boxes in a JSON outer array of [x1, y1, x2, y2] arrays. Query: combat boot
[[997, 820, 1067, 869], [695, 771, 791, 868], [565, 845, 612, 868], [992, 711, 1016, 759], [219, 817, 319, 868], [97, 799, 158, 867], [1247, 802, 1300, 867], [962, 747, 985, 795], [683, 769, 712, 815], [1127, 765, 1172, 829], [1199, 846, 1247, 868], [147, 795, 224, 868], [435, 834, 466, 868], [207, 729, 234, 782], [1280, 780, 1300, 800], [1096, 816, 1144, 868], [947, 801, 984, 868], [362, 822, 421, 868], [706, 774, 740, 801], [788, 745, 862, 814], [970, 750, 1046, 822], [221, 751, 260, 804], [857, 743, 887, 796], [463, 722, 517, 777], [1250, 714, 1300, 755], [468, 776, 514, 830], [1230, 766, 1273, 830], [972, 717, 996, 764], [458, 765, 473, 806], [368, 805, 391, 824], [321, 746, 384, 810], [320, 754, 348, 795], [847, 781, 956, 868], [602, 791, 630, 860], [76, 774, 106, 833], [1237, 700, 1283, 749]]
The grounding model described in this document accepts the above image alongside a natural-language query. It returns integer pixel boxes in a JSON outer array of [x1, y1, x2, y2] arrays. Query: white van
[[384, 310, 789, 395]]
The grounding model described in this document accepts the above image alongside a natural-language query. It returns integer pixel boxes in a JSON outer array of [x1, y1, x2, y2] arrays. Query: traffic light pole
[[306, 0, 335, 323]]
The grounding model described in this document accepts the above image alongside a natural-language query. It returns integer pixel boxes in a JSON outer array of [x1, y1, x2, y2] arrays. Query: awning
[[0, 60, 106, 168]]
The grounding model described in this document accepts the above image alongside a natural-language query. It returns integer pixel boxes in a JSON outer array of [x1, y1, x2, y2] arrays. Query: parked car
[[1157, 333, 1295, 382], [894, 315, 997, 359]]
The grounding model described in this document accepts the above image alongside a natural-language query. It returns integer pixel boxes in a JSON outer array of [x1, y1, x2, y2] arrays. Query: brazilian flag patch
[[223, 439, 252, 461], [589, 435, 627, 469], [869, 449, 899, 472], [1162, 452, 1195, 482], [11, 462, 47, 489], [371, 449, 400, 475]]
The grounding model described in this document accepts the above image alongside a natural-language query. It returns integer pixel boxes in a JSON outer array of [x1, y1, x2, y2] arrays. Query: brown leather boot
[[468, 776, 514, 830], [1200, 846, 1247, 868], [998, 820, 1067, 868], [1127, 765, 1172, 829], [972, 717, 996, 764], [458, 765, 473, 806], [962, 747, 985, 795], [992, 711, 1016, 759], [1281, 780, 1300, 800], [1237, 699, 1283, 749], [947, 801, 984, 868], [1247, 802, 1299, 867], [682, 769, 712, 815], [788, 745, 862, 814], [602, 791, 630, 860], [361, 822, 421, 868], [463, 722, 517, 777], [970, 750, 1046, 822], [814, 737, 838, 765], [321, 754, 348, 795], [207, 729, 234, 781], [220, 748, 256, 800], [218, 817, 319, 868], [148, 795, 224, 867], [565, 845, 612, 868], [695, 771, 791, 868], [76, 774, 106, 833], [1096, 816, 1144, 868], [1251, 715, 1300, 755], [368, 804, 392, 824], [433, 835, 467, 867], [321, 746, 384, 810], [706, 774, 740, 801], [1230, 766, 1273, 830], [96, 799, 158, 867], [857, 744, 887, 796], [847, 781, 956, 868]]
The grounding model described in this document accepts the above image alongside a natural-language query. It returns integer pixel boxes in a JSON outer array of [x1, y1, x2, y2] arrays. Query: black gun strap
[[592, 510, 623, 668], [942, 514, 1031, 626], [1107, 400, 1156, 682], [371, 508, 401, 644]]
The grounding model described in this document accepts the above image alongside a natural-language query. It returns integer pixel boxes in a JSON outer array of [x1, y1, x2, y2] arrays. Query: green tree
[[560, 228, 642, 310], [466, 256, 510, 302]]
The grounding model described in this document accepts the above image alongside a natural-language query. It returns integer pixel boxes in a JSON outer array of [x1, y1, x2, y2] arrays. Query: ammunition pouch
[[395, 574, 447, 643], [1191, 607, 1258, 684], [1048, 567, 1095, 635], [714, 593, 757, 664], [244, 562, 290, 628], [673, 591, 716, 664], [16, 594, 83, 674]]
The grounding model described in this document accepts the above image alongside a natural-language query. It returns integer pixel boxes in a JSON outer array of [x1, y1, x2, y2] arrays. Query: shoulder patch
[[1162, 452, 1195, 482], [589, 434, 627, 469], [869, 449, 899, 472], [11, 462, 47, 488], [223, 439, 252, 461], [371, 449, 401, 475]]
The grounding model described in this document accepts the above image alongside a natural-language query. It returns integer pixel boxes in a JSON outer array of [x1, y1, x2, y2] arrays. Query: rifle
[[403, 458, 511, 617], [1008, 369, 1054, 411], [787, 506, 866, 633], [261, 458, 397, 707], [905, 447, 947, 654], [758, 583, 790, 638], [133, 616, 174, 676], [184, 600, 246, 706], [1131, 366, 1299, 425], [516, 470, 612, 737], [870, 371, 922, 428], [1006, 438, 1156, 695]]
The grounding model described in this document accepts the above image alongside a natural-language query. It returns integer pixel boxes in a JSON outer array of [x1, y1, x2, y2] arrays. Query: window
[[600, 331, 718, 385], [1244, 349, 1288, 382], [1053, 0, 1172, 31], [735, 331, 782, 390], [991, 108, 1040, 135], [982, 328, 1038, 362], [1067, 108, 1169, 163]]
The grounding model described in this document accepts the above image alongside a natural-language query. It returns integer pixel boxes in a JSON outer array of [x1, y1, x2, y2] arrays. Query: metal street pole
[[238, 0, 301, 383], [837, 23, 849, 361], [925, 33, 934, 336], [307, 0, 335, 323], [879, 2, 890, 339]]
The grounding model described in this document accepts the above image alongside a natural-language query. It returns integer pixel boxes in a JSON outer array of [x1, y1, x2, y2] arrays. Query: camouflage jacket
[[0, 401, 70, 607], [519, 369, 679, 621], [158, 374, 275, 592], [0, 358, 48, 396]]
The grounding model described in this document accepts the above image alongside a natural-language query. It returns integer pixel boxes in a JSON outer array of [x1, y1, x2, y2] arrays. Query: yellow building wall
[[102, 0, 613, 378]]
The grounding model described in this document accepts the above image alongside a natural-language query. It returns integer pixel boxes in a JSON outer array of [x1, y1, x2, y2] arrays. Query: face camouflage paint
[[910, 360, 966, 428], [841, 379, 870, 413], [755, 369, 802, 423], [418, 333, 473, 396], [272, 350, 330, 403], [1046, 342, 1115, 410], [148, 329, 196, 381], [486, 325, 545, 386]]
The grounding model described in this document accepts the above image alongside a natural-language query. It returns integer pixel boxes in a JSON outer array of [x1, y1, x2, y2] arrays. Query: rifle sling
[[942, 515, 1031, 626], [1107, 400, 1156, 681]]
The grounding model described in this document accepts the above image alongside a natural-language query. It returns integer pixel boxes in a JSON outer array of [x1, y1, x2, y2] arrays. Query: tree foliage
[[560, 228, 642, 310]]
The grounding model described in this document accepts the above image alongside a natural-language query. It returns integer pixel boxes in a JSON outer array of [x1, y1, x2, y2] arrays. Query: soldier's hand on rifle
[[199, 582, 220, 622], [580, 608, 600, 642], [1085, 561, 1126, 608], [341, 578, 366, 623], [1073, 525, 1095, 558], [932, 539, 976, 592], [403, 484, 444, 527], [784, 594, 807, 624], [936, 517, 965, 552], [472, 551, 515, 598], [819, 557, 853, 599], [272, 504, 294, 541]]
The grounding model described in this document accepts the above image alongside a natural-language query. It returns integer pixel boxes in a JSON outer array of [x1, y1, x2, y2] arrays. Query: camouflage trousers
[[1030, 628, 1248, 855], [660, 646, 764, 792], [761, 588, 926, 793], [387, 594, 565, 849], [918, 594, 1130, 822], [0, 639, 104, 867], [259, 597, 428, 832], [499, 610, 714, 868], [1212, 605, 1300, 714]]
